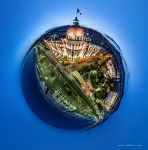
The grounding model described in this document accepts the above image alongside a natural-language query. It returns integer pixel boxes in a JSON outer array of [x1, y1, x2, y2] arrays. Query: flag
[[77, 8, 82, 15]]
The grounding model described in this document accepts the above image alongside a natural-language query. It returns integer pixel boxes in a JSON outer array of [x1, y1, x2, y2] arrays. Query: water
[[0, 0, 148, 149]]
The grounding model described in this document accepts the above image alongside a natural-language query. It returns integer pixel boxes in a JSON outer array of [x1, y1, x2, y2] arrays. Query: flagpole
[[76, 10, 77, 17]]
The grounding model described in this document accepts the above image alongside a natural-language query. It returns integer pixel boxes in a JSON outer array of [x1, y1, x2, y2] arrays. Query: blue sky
[[0, 0, 148, 150]]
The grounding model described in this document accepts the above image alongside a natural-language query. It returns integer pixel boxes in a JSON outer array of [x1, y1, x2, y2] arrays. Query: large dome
[[67, 26, 84, 40]]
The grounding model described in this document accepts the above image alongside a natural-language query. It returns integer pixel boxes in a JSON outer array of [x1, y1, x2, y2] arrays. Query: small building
[[106, 60, 116, 78], [104, 91, 118, 111]]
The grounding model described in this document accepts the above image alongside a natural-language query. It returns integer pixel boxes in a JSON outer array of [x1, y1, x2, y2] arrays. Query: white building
[[104, 91, 118, 111], [44, 25, 102, 61], [106, 60, 116, 78]]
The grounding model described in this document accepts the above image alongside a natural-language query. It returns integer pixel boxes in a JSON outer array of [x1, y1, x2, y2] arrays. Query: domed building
[[44, 17, 102, 61]]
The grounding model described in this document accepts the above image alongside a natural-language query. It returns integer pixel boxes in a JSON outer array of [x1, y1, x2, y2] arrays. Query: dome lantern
[[73, 17, 79, 26]]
